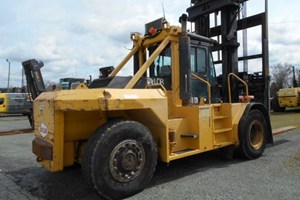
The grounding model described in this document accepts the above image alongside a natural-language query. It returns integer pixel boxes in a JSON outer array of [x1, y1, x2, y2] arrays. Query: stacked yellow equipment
[[274, 88, 300, 112]]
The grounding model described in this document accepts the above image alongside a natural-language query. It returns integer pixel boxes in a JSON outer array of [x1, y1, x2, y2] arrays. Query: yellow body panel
[[33, 88, 168, 171], [278, 87, 300, 107], [231, 103, 249, 144], [165, 103, 248, 162], [33, 85, 248, 171]]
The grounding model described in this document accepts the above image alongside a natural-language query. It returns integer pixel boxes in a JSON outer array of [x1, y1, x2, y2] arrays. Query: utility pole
[[6, 59, 11, 93], [22, 67, 24, 91], [242, 1, 248, 72], [292, 66, 297, 87], [264, 0, 270, 112]]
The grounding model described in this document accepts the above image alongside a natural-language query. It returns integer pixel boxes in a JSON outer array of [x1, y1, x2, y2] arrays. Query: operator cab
[[144, 16, 220, 104], [145, 42, 220, 103]]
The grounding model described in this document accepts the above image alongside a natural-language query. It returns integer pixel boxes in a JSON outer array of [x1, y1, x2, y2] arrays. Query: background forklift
[[22, 0, 272, 199], [273, 66, 300, 111]]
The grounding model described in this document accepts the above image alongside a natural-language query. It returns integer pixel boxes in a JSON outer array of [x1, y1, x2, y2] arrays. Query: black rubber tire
[[272, 94, 286, 112], [82, 119, 123, 187], [238, 110, 267, 159], [91, 120, 157, 200]]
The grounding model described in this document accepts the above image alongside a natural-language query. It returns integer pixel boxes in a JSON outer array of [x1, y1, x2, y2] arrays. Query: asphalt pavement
[[0, 115, 299, 200]]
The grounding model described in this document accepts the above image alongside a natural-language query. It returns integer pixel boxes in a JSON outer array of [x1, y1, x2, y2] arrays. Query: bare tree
[[44, 80, 58, 91], [296, 68, 300, 87], [270, 63, 293, 96]]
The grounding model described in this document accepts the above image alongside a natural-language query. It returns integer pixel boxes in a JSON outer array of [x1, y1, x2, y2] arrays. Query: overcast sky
[[0, 0, 299, 88]]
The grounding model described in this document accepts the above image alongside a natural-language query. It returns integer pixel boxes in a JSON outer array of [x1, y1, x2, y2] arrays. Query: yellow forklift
[[22, 1, 272, 199], [273, 66, 300, 111]]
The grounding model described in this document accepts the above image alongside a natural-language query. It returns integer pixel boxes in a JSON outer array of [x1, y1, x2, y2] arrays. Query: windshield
[[150, 46, 171, 78], [60, 82, 69, 89], [145, 46, 172, 90]]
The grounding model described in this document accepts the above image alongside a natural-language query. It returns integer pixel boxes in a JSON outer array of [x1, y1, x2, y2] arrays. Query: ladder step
[[214, 142, 233, 148], [180, 134, 198, 139], [173, 148, 195, 154], [214, 128, 232, 134]]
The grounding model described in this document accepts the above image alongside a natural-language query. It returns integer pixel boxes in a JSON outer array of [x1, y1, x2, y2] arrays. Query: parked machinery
[[273, 66, 300, 111], [23, 1, 272, 199]]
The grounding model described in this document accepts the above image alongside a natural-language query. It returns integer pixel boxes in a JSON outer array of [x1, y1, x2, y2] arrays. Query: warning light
[[145, 18, 167, 35], [149, 27, 156, 35]]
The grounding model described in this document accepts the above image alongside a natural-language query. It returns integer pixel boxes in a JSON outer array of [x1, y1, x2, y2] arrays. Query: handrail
[[191, 73, 211, 104], [145, 83, 167, 96], [227, 72, 249, 103]]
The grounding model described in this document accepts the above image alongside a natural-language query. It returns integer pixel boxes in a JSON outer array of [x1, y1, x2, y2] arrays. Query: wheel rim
[[109, 139, 145, 183], [249, 120, 264, 149]]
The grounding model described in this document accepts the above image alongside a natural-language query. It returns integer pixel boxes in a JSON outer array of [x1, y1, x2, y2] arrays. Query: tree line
[[270, 63, 299, 97]]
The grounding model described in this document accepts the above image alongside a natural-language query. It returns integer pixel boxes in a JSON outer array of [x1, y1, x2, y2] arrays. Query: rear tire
[[238, 110, 267, 159], [91, 120, 157, 200]]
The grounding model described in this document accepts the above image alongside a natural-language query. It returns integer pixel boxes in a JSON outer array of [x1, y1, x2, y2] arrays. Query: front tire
[[91, 120, 157, 200], [238, 110, 267, 159], [82, 119, 123, 186]]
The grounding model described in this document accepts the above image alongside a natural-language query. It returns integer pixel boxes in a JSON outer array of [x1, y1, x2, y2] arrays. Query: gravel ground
[[0, 113, 299, 200]]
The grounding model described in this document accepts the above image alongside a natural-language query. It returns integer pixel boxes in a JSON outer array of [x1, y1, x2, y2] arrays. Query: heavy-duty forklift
[[22, 0, 273, 199]]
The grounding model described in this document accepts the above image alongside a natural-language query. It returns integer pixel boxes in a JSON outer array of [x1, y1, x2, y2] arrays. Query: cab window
[[190, 47, 206, 74], [0, 98, 4, 105], [147, 46, 172, 89], [208, 52, 217, 84], [190, 45, 219, 101], [150, 46, 171, 77]]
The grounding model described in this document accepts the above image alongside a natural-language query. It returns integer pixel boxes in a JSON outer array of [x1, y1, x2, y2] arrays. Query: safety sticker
[[39, 101, 46, 111], [39, 123, 48, 137]]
